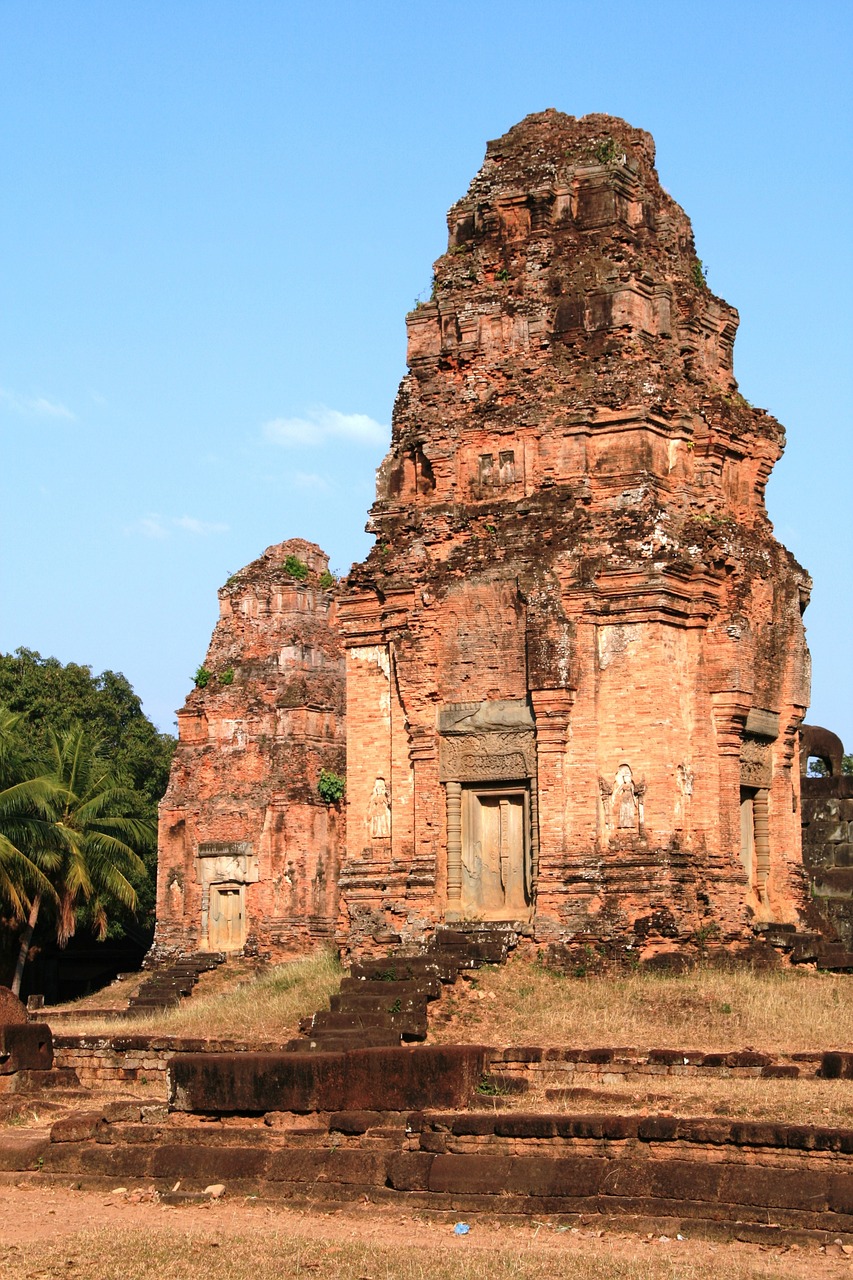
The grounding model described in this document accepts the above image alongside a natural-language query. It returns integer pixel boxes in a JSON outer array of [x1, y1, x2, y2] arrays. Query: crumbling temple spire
[[338, 110, 811, 955]]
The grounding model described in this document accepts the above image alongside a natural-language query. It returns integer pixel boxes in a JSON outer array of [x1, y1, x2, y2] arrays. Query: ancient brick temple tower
[[337, 110, 811, 953], [154, 540, 345, 958]]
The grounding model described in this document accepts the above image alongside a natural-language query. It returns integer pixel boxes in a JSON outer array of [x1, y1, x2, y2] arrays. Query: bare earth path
[[1, 1183, 851, 1279]]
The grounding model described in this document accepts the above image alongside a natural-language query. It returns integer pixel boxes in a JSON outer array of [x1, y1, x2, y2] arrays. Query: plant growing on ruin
[[193, 666, 211, 689], [283, 555, 309, 581], [318, 570, 335, 590], [691, 259, 708, 289], [317, 769, 345, 804], [476, 1074, 507, 1096], [593, 137, 621, 165], [218, 667, 234, 686]]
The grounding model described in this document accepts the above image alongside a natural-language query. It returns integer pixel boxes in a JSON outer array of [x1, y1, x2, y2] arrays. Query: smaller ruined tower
[[154, 539, 345, 959]]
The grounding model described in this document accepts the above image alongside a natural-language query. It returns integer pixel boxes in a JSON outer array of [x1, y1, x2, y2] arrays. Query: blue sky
[[1, 1, 851, 749]]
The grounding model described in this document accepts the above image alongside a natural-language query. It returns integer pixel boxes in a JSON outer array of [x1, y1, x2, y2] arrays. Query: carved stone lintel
[[740, 735, 772, 789], [439, 728, 536, 783]]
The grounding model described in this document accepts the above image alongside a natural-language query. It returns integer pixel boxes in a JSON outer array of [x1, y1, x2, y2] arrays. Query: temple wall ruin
[[153, 539, 345, 961], [154, 112, 824, 964], [337, 111, 812, 956]]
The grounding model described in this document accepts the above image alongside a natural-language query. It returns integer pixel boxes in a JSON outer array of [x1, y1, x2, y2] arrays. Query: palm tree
[[0, 705, 60, 921], [10, 724, 155, 995]]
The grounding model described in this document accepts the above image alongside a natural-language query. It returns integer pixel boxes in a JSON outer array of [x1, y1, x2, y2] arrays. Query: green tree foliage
[[0, 649, 175, 808], [807, 753, 853, 778], [0, 707, 62, 919], [9, 723, 154, 993], [0, 649, 175, 933], [317, 769, 346, 804]]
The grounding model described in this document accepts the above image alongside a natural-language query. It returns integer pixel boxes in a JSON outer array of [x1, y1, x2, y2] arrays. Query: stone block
[[448, 1114, 496, 1136], [79, 1145, 153, 1178], [267, 1148, 330, 1181], [829, 1174, 853, 1215], [637, 1115, 680, 1142], [820, 1052, 853, 1079], [428, 1153, 513, 1194], [169, 1045, 491, 1114], [329, 1110, 382, 1134], [728, 1121, 785, 1147], [719, 1165, 829, 1211], [557, 1114, 638, 1140], [649, 1159, 723, 1202], [326, 1148, 388, 1185], [0, 1023, 53, 1073], [51, 1111, 105, 1143], [0, 1132, 50, 1171], [504, 1155, 605, 1198], [493, 1114, 557, 1139], [386, 1151, 434, 1191], [150, 1143, 268, 1181], [0, 989, 28, 1024]]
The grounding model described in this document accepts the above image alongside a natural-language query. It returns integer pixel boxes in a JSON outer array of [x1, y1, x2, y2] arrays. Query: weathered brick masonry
[[154, 539, 345, 959], [337, 110, 811, 952], [156, 113, 817, 961]]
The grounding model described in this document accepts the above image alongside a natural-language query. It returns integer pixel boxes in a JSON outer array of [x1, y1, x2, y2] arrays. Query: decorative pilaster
[[754, 788, 770, 902], [530, 689, 574, 869], [711, 690, 751, 854], [445, 781, 463, 920]]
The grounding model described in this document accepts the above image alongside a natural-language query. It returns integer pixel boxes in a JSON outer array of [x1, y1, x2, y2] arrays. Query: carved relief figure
[[367, 776, 391, 838], [598, 777, 613, 834], [675, 762, 695, 827], [613, 764, 645, 832]]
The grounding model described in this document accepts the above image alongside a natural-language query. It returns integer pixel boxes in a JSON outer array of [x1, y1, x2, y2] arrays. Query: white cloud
[[263, 404, 387, 449], [127, 514, 229, 539], [173, 515, 230, 535], [0, 386, 76, 421], [291, 471, 332, 492]]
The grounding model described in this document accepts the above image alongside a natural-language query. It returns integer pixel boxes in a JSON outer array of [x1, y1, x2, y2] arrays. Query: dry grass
[[0, 1225, 826, 1280], [429, 953, 853, 1055], [57, 950, 342, 1041], [503, 1075, 853, 1127]]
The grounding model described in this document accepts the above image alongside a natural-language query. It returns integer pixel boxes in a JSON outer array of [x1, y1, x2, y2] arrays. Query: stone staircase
[[126, 953, 226, 1016], [757, 923, 853, 971], [291, 926, 516, 1052]]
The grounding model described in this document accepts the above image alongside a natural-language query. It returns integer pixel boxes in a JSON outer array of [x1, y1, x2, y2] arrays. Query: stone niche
[[337, 110, 812, 955]]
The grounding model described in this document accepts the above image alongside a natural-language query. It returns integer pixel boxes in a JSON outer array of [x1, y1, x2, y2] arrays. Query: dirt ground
[[1, 1182, 851, 1279]]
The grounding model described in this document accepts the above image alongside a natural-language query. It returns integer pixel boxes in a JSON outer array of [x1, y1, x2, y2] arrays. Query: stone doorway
[[739, 785, 770, 901], [461, 784, 531, 921], [208, 883, 246, 952]]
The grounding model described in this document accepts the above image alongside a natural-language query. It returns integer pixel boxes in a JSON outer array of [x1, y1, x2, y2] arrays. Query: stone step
[[286, 1029, 402, 1052], [350, 956, 459, 983], [126, 997, 181, 1011], [817, 945, 853, 971], [310, 1011, 394, 1032], [435, 929, 513, 949], [327, 998, 428, 1041], [339, 976, 441, 1000]]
